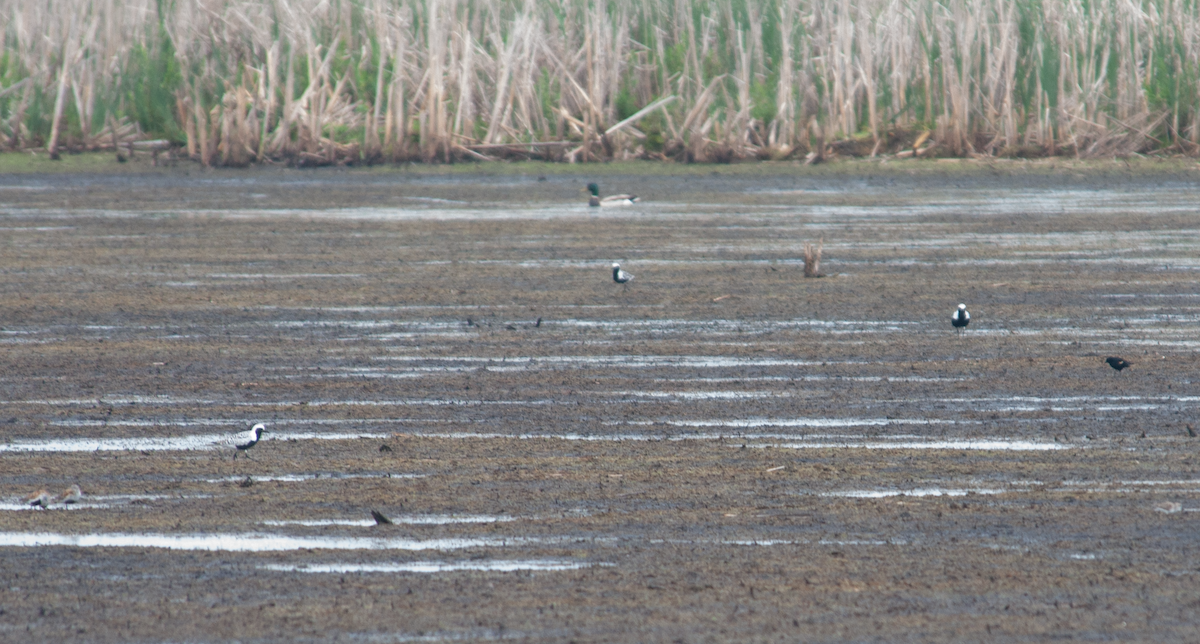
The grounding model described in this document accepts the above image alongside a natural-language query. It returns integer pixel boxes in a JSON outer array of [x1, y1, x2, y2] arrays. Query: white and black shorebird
[[951, 303, 970, 333], [588, 183, 638, 207], [612, 263, 633, 286], [227, 422, 267, 460]]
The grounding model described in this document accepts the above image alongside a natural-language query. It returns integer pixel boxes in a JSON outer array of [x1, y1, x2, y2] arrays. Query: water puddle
[[654, 417, 965, 429], [604, 390, 794, 400], [748, 439, 1064, 451], [821, 487, 1010, 498], [0, 432, 389, 453], [206, 273, 364, 280], [657, 375, 964, 383], [261, 304, 663, 313], [261, 514, 514, 527], [207, 472, 423, 484], [259, 560, 592, 573], [50, 418, 427, 429], [2, 396, 558, 409], [375, 355, 859, 369], [0, 531, 533, 552], [0, 494, 200, 511]]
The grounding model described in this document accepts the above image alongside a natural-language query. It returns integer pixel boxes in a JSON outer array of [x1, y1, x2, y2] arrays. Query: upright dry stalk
[[47, 10, 81, 159], [856, 3, 879, 152], [422, 0, 448, 160], [775, 0, 796, 150]]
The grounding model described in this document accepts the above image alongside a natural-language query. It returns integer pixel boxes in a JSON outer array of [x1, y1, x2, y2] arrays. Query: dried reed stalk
[[5, 0, 1200, 164]]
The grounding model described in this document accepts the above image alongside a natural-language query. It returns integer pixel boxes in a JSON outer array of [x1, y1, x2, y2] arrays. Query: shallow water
[[0, 531, 531, 552], [259, 560, 596, 573], [261, 514, 514, 527]]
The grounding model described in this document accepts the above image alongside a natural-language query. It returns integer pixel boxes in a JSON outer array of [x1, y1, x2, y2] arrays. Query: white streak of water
[[0, 531, 530, 552], [259, 560, 593, 573]]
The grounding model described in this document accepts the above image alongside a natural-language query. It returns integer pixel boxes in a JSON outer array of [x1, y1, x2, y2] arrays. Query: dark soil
[[1, 160, 1199, 643]]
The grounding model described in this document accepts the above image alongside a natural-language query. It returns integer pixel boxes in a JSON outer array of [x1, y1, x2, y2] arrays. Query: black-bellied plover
[[229, 422, 267, 460], [951, 303, 970, 333], [612, 263, 633, 285]]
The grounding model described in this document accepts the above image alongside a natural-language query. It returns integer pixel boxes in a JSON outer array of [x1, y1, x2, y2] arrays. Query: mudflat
[[2, 158, 1198, 643]]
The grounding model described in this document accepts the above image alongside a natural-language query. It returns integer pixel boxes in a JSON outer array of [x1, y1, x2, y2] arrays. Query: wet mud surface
[[2, 161, 1200, 642]]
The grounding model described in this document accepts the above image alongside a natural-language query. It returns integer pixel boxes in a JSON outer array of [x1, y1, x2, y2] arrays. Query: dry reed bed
[[3, 0, 1200, 165]]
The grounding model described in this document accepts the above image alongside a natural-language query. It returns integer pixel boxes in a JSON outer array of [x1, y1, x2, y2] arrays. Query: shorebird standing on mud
[[1106, 357, 1131, 373], [612, 263, 633, 290], [951, 303, 970, 333], [227, 422, 267, 460], [24, 489, 54, 508], [55, 484, 83, 505]]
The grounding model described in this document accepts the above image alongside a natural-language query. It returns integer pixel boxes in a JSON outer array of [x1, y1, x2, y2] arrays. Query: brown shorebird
[[24, 489, 54, 508], [55, 484, 82, 505]]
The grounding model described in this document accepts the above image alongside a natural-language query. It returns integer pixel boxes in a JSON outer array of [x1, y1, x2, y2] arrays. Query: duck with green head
[[587, 183, 639, 207]]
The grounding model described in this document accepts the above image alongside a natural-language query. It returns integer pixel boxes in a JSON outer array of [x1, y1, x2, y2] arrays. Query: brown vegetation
[[3, 0, 1200, 165]]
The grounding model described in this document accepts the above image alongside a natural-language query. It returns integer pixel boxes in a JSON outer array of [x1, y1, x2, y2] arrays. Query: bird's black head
[[587, 182, 600, 196]]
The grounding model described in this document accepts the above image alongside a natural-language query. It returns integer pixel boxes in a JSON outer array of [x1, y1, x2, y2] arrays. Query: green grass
[[0, 151, 150, 173], [4, 150, 1195, 179]]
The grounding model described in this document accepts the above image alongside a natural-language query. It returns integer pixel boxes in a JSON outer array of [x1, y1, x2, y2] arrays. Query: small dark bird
[[587, 182, 638, 207], [612, 263, 633, 284], [535, 317, 542, 328], [1187, 424, 1196, 438], [1105, 356, 1130, 372], [230, 422, 267, 460], [379, 444, 393, 453], [951, 303, 970, 333], [371, 509, 394, 525]]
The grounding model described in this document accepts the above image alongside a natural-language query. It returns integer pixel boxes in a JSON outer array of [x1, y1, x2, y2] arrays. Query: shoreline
[[4, 150, 1200, 178]]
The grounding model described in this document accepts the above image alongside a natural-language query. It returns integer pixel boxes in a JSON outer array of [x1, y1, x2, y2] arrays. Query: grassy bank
[[4, 150, 1197, 181]]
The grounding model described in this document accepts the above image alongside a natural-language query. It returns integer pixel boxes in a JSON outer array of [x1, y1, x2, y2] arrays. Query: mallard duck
[[588, 183, 638, 207]]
